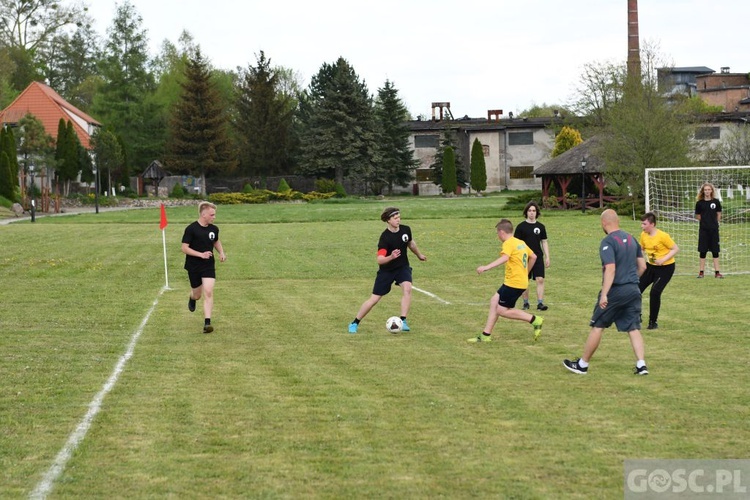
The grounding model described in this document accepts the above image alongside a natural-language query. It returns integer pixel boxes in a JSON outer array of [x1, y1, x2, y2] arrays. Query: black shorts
[[188, 268, 216, 288], [698, 227, 720, 254], [372, 266, 413, 296], [496, 285, 526, 309], [528, 258, 545, 280], [589, 284, 642, 332]]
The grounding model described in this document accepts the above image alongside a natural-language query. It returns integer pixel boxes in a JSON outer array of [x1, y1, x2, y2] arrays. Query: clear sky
[[84, 0, 750, 119]]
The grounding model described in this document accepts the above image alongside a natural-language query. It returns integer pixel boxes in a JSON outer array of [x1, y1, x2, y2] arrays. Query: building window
[[482, 144, 490, 157], [415, 168, 435, 182], [414, 134, 439, 148], [510, 166, 534, 179], [508, 131, 534, 146], [694, 127, 721, 140]]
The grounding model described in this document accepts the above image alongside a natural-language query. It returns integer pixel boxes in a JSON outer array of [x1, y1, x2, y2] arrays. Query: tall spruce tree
[[374, 80, 417, 194], [470, 138, 487, 193], [94, 2, 161, 171], [298, 57, 376, 190], [166, 48, 237, 180], [235, 51, 295, 177]]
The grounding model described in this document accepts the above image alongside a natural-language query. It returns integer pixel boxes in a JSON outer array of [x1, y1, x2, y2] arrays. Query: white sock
[[636, 360, 646, 368], [578, 358, 589, 368]]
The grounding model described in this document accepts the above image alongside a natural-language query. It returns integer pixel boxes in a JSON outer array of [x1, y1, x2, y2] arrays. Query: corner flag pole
[[159, 203, 171, 289]]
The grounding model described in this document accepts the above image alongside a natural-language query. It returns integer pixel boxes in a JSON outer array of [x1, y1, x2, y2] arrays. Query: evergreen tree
[[235, 51, 295, 177], [374, 80, 417, 194], [93, 2, 161, 171], [551, 126, 583, 158], [166, 48, 237, 179], [0, 151, 13, 200], [298, 57, 377, 191], [1, 126, 19, 185], [470, 138, 487, 193], [430, 129, 465, 187], [54, 118, 68, 191], [442, 146, 457, 194], [63, 121, 82, 191]]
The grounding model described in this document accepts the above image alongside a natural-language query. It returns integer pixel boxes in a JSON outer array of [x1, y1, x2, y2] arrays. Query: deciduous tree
[[551, 126, 583, 158]]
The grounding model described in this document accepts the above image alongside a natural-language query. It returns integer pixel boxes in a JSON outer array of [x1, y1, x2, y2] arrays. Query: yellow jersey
[[639, 229, 676, 265], [501, 236, 534, 289]]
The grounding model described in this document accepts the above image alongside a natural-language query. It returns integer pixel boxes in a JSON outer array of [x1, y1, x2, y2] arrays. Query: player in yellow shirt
[[638, 212, 679, 330], [468, 219, 544, 343]]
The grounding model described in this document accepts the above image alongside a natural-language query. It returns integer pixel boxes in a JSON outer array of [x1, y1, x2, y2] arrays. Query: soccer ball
[[385, 316, 403, 333]]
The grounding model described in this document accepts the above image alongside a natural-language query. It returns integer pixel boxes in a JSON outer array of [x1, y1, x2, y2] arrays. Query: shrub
[[334, 182, 347, 198], [505, 191, 543, 211], [171, 183, 185, 198], [242, 183, 255, 193], [277, 178, 291, 192], [314, 178, 337, 193]]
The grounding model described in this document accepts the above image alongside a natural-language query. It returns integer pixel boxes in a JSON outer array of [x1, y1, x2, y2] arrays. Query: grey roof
[[534, 136, 604, 175], [660, 66, 715, 74], [407, 116, 558, 133]]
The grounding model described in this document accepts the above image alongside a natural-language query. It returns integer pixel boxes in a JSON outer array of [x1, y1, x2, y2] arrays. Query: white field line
[[412, 286, 451, 305], [29, 287, 166, 500]]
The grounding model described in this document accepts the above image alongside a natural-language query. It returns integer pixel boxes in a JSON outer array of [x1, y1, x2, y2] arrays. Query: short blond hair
[[198, 201, 216, 214]]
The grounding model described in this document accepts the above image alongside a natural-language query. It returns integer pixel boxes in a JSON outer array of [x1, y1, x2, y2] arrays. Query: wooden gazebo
[[140, 160, 167, 196], [534, 137, 615, 210]]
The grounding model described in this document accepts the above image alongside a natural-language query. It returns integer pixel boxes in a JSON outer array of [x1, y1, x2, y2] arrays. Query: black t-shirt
[[378, 225, 412, 271], [513, 220, 548, 257], [182, 221, 219, 272], [695, 199, 721, 231]]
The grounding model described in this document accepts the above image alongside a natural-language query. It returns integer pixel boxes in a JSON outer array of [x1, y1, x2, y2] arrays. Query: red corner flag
[[159, 203, 168, 230]]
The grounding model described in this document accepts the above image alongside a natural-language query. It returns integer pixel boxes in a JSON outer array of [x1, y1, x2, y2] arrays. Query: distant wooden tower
[[627, 0, 641, 80]]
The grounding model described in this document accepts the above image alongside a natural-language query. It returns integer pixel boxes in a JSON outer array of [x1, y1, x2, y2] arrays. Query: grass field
[[2, 196, 748, 499]]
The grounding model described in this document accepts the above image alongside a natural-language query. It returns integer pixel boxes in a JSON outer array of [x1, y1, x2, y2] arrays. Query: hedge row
[[207, 189, 336, 205]]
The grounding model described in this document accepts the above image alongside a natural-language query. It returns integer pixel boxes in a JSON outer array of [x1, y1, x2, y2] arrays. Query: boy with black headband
[[348, 207, 427, 334]]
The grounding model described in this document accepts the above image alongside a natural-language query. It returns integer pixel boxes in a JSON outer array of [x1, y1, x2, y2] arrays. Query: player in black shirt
[[695, 182, 723, 278], [182, 202, 226, 333], [513, 201, 551, 310], [348, 207, 427, 334]]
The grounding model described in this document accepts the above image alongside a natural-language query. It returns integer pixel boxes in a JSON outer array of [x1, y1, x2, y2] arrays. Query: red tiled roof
[[0, 81, 101, 148]]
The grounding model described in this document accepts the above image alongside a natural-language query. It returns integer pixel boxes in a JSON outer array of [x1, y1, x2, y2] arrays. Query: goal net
[[645, 166, 750, 275]]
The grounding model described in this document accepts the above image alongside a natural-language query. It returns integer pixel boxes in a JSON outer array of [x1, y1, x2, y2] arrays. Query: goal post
[[645, 166, 750, 275]]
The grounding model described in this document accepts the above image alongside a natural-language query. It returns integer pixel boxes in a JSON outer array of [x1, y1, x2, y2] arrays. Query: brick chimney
[[627, 0, 641, 81]]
